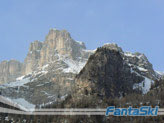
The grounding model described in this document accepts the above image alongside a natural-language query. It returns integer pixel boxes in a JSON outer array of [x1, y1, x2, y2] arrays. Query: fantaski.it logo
[[106, 106, 159, 116]]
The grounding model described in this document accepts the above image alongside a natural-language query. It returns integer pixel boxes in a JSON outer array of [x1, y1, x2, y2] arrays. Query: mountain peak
[[76, 44, 160, 96], [102, 43, 123, 52], [46, 29, 71, 41], [29, 40, 43, 52], [23, 29, 90, 74]]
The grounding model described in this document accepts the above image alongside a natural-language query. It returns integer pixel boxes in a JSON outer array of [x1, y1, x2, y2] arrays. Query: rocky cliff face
[[75, 44, 159, 99], [0, 60, 23, 84], [75, 47, 141, 99], [24, 29, 89, 74], [24, 40, 43, 74]]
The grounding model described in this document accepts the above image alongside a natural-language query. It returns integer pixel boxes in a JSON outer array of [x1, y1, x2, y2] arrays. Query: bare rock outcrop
[[24, 29, 90, 74], [0, 60, 23, 84]]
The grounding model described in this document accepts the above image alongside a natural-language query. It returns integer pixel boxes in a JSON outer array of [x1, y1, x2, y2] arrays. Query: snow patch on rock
[[133, 77, 154, 94], [137, 66, 148, 72], [62, 58, 87, 74]]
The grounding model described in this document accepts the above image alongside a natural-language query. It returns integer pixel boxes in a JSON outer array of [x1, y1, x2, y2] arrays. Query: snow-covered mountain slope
[[0, 30, 162, 110], [123, 52, 161, 94], [155, 71, 164, 77], [0, 45, 94, 110]]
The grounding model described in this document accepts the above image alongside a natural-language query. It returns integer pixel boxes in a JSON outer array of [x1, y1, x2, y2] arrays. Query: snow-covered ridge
[[83, 49, 96, 53], [124, 52, 136, 57], [156, 71, 164, 76], [103, 43, 117, 46], [124, 52, 145, 59], [76, 40, 84, 45]]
